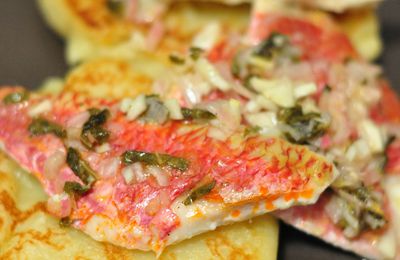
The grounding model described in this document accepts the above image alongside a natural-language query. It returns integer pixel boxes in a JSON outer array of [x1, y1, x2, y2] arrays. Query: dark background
[[0, 0, 399, 259]]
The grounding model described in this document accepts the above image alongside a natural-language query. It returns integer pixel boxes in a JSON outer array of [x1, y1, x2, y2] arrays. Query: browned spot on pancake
[[102, 242, 130, 260], [162, 251, 177, 260], [64, 59, 152, 99], [74, 256, 92, 260], [0, 191, 46, 231], [205, 232, 251, 260], [65, 0, 132, 43], [0, 229, 67, 258], [0, 216, 3, 230], [0, 172, 9, 182], [66, 0, 115, 29]]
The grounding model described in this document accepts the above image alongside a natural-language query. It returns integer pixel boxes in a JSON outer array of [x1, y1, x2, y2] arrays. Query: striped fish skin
[[0, 87, 336, 252]]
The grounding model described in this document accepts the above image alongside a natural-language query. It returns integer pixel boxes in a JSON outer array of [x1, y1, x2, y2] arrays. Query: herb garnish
[[380, 135, 396, 172], [81, 109, 110, 149], [324, 85, 332, 93], [253, 32, 290, 59], [59, 217, 72, 228], [169, 54, 185, 65], [183, 180, 216, 205], [278, 106, 329, 144], [66, 147, 97, 185], [64, 181, 90, 195], [28, 118, 66, 138], [3, 91, 29, 105], [189, 47, 204, 60], [106, 0, 123, 15], [244, 125, 261, 137], [122, 150, 189, 171], [181, 108, 216, 120]]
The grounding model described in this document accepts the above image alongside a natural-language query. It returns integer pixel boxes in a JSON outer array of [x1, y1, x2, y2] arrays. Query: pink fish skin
[[276, 190, 396, 259], [0, 87, 336, 252]]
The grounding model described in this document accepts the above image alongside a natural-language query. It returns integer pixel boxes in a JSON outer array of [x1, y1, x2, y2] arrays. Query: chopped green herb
[[169, 54, 185, 65], [381, 135, 396, 171], [278, 106, 329, 144], [244, 126, 261, 137], [122, 150, 189, 171], [64, 181, 90, 195], [66, 147, 97, 185], [344, 57, 353, 64], [189, 47, 204, 60], [385, 135, 396, 150], [324, 85, 332, 92], [28, 118, 66, 138], [145, 94, 160, 99], [106, 0, 124, 15], [253, 32, 289, 59], [183, 180, 216, 205], [336, 186, 387, 233], [141, 96, 169, 124], [59, 217, 72, 228], [231, 55, 241, 78], [81, 109, 110, 149], [3, 91, 29, 105], [181, 108, 216, 120], [243, 75, 257, 93]]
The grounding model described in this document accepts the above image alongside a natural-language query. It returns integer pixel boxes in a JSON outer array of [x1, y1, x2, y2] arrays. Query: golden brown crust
[[63, 58, 155, 99], [65, 0, 134, 44]]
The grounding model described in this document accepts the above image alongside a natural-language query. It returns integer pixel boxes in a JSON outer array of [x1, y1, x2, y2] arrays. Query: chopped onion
[[44, 150, 66, 182], [192, 22, 221, 51], [66, 111, 90, 128], [126, 94, 147, 121], [248, 55, 274, 70], [325, 195, 343, 224], [196, 58, 231, 91], [203, 99, 241, 136], [147, 165, 170, 186], [120, 98, 133, 113], [245, 100, 260, 113], [250, 77, 294, 108], [96, 143, 111, 153], [246, 112, 277, 128], [207, 127, 229, 141], [47, 193, 72, 218], [345, 139, 371, 162], [180, 74, 212, 105], [28, 100, 52, 117], [358, 120, 385, 153], [122, 166, 135, 184], [294, 82, 317, 99], [131, 162, 147, 182], [164, 99, 183, 120], [255, 95, 278, 111], [99, 157, 120, 179], [301, 98, 320, 114]]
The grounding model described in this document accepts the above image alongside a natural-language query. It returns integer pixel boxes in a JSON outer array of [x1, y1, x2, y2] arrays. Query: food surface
[[0, 87, 336, 252], [37, 0, 382, 66], [0, 153, 278, 259], [0, 0, 399, 259]]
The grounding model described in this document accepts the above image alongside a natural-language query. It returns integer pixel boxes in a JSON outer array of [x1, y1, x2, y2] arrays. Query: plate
[[0, 0, 399, 259]]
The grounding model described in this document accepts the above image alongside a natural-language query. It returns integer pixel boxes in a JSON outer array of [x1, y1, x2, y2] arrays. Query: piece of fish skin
[[0, 87, 337, 253]]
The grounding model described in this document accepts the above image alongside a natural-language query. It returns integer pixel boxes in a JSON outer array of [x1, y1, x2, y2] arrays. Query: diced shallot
[[196, 58, 231, 91], [164, 99, 183, 120], [147, 165, 170, 186], [47, 193, 72, 218], [28, 100, 52, 117], [126, 94, 147, 121]]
